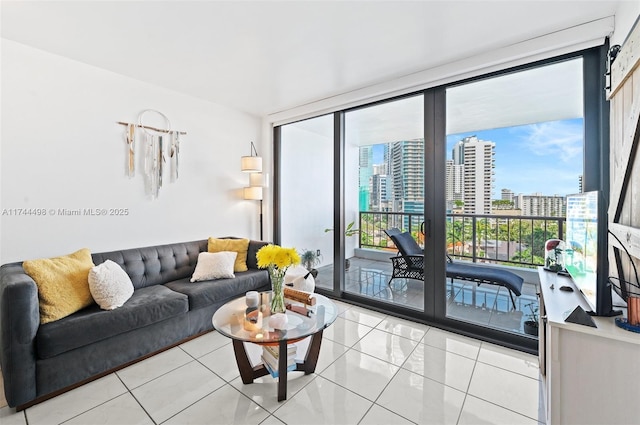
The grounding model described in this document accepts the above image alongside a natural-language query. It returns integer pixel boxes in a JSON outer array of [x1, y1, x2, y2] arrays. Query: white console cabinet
[[538, 267, 640, 425]]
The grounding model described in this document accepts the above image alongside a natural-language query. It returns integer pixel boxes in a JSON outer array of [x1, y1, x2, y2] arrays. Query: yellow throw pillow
[[22, 248, 95, 324], [208, 238, 249, 272]]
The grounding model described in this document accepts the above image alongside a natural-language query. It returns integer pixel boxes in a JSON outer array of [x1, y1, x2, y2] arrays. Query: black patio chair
[[384, 228, 524, 309], [384, 229, 425, 282]]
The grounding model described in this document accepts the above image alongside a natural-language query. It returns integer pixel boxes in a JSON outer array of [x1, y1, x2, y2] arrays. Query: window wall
[[444, 58, 585, 337], [274, 46, 607, 353]]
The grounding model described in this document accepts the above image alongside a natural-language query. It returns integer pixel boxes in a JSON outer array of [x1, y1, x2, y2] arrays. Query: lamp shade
[[249, 172, 263, 187], [241, 156, 262, 172], [243, 186, 263, 200]]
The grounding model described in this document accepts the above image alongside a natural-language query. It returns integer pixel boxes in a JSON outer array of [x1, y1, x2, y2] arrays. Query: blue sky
[[371, 118, 583, 198], [446, 118, 584, 197]]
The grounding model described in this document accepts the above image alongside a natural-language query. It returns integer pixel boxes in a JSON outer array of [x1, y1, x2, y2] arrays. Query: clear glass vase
[[270, 271, 286, 314]]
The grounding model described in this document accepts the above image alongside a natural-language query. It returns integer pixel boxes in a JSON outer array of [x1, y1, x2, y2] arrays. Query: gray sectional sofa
[[0, 238, 270, 409]]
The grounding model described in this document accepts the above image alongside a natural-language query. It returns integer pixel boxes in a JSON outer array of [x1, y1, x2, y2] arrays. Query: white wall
[[611, 2, 640, 46], [0, 40, 262, 263], [279, 120, 334, 266]]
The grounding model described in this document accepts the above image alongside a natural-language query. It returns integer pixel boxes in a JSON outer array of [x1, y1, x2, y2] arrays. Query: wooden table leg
[[232, 339, 255, 384], [303, 330, 323, 374], [277, 339, 288, 401], [233, 331, 325, 401]]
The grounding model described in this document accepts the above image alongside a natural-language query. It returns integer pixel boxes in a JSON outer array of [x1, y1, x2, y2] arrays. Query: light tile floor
[[0, 300, 544, 425]]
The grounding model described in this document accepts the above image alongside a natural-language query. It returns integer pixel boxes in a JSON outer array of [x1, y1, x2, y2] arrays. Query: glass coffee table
[[212, 291, 337, 401]]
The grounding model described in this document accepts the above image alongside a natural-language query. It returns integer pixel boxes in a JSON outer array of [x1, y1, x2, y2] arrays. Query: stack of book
[[261, 345, 297, 378]]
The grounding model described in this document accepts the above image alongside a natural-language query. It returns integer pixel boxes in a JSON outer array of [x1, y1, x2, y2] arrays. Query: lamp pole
[[259, 199, 263, 241]]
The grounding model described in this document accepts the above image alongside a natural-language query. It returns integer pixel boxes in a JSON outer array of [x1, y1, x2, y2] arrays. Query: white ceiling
[[1, 1, 621, 118], [446, 57, 584, 134], [292, 58, 584, 144]]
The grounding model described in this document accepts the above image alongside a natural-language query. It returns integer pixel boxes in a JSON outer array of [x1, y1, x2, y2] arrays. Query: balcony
[[313, 210, 565, 338]]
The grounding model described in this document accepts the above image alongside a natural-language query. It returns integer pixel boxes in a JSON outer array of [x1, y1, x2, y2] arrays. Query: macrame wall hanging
[[117, 109, 186, 199]]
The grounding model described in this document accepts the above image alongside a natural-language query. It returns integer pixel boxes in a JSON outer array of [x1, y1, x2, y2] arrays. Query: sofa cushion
[[208, 238, 249, 272], [89, 260, 135, 310], [36, 285, 188, 359], [165, 269, 270, 310], [190, 251, 237, 282], [22, 248, 95, 324]]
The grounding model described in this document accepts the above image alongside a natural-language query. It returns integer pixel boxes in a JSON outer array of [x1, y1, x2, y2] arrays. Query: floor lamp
[[243, 184, 263, 240], [241, 142, 264, 240]]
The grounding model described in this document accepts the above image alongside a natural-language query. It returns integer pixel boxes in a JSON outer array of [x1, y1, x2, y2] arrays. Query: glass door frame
[[338, 94, 430, 314], [273, 45, 608, 354]]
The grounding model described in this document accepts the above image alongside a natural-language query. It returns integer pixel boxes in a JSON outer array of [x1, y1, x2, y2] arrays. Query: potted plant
[[324, 221, 360, 270], [299, 249, 322, 278], [524, 302, 539, 336]]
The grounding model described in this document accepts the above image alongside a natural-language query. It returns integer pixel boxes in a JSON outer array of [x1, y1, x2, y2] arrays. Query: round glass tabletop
[[212, 291, 338, 344]]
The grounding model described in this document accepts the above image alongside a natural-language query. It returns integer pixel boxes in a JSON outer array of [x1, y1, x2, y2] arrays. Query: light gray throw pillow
[[88, 260, 134, 310]]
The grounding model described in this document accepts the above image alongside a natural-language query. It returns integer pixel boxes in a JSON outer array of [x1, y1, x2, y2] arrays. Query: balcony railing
[[358, 210, 565, 269]]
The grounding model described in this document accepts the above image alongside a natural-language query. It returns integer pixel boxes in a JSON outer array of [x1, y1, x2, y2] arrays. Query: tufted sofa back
[[90, 239, 268, 290], [91, 240, 206, 290]]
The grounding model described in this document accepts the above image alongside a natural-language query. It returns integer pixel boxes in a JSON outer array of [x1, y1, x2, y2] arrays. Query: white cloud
[[521, 120, 583, 163]]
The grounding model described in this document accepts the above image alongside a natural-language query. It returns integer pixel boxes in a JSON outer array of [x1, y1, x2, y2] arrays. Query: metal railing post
[[471, 215, 477, 263]]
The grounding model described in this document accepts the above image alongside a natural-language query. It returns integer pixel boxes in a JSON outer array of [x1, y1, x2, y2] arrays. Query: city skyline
[[371, 118, 583, 199], [448, 118, 583, 197]]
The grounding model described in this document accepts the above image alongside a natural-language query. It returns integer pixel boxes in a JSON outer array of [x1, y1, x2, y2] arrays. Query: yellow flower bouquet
[[256, 244, 300, 313]]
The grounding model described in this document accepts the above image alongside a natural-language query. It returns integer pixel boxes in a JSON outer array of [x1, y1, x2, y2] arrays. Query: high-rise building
[[501, 188, 514, 202], [578, 175, 583, 193], [445, 159, 464, 212], [358, 146, 373, 211], [514, 193, 566, 217], [445, 159, 455, 206], [370, 174, 391, 211], [450, 136, 495, 214], [389, 139, 424, 228], [380, 144, 392, 176], [390, 139, 423, 206], [372, 163, 386, 176]]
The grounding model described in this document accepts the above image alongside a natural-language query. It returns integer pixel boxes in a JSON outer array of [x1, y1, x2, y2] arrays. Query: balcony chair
[[384, 228, 524, 309]]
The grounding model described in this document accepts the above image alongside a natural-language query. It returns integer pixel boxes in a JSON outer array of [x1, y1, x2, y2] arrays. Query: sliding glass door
[[343, 95, 425, 310], [444, 58, 585, 338]]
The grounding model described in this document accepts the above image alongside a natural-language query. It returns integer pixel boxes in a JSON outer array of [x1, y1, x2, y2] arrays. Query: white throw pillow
[[190, 251, 237, 282], [88, 260, 134, 310]]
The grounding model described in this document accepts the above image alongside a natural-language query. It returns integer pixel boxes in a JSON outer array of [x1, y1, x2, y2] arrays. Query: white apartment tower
[[445, 159, 464, 211], [515, 193, 566, 217], [451, 136, 495, 214], [445, 159, 455, 202]]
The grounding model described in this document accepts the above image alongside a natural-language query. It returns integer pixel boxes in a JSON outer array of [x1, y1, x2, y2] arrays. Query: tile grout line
[[118, 372, 159, 425], [367, 334, 422, 425], [454, 340, 482, 425], [466, 342, 542, 423]]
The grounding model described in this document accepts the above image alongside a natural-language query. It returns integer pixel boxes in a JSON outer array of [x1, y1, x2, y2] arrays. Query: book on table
[[261, 356, 297, 378], [262, 345, 297, 378], [263, 344, 296, 360]]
